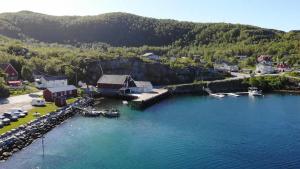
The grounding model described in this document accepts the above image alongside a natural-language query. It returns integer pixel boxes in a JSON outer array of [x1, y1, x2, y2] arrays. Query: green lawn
[[9, 85, 40, 96], [0, 97, 78, 135]]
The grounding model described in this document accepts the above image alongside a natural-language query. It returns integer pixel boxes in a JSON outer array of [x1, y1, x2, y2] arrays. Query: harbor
[[128, 88, 170, 109]]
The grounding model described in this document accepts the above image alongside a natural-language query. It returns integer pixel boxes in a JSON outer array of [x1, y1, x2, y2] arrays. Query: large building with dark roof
[[97, 74, 153, 95]]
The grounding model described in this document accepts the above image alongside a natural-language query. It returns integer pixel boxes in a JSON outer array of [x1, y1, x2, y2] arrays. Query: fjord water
[[2, 94, 300, 169]]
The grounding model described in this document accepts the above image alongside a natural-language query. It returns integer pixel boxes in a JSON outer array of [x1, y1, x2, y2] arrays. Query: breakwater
[[167, 78, 249, 95], [0, 97, 94, 161]]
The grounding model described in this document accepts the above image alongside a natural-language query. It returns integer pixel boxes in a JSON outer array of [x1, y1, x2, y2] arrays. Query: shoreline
[[0, 97, 93, 161], [0, 86, 299, 162]]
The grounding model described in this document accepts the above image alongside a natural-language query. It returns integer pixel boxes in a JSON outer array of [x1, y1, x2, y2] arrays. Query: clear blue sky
[[0, 0, 299, 31]]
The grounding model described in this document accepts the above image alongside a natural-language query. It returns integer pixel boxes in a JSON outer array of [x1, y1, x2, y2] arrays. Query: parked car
[[9, 108, 28, 115], [31, 98, 46, 106]]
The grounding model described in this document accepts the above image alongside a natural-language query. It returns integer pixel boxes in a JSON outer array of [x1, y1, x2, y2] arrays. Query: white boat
[[122, 100, 128, 105], [248, 87, 263, 96], [210, 93, 225, 98], [227, 93, 240, 97]]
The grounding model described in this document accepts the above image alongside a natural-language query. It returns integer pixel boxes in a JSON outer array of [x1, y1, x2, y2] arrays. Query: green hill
[[0, 11, 298, 47]]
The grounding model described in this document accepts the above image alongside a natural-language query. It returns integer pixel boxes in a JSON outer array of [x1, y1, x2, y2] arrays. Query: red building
[[277, 63, 291, 72], [97, 75, 136, 95], [0, 63, 18, 81], [43, 85, 77, 102]]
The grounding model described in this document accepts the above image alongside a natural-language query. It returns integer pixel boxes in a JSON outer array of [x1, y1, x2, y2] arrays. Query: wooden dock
[[129, 89, 170, 109]]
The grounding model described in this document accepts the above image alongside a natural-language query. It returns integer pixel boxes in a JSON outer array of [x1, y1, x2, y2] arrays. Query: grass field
[[0, 98, 78, 135], [9, 84, 40, 96]]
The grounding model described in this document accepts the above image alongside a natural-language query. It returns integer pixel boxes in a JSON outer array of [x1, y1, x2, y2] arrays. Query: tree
[[21, 66, 33, 82]]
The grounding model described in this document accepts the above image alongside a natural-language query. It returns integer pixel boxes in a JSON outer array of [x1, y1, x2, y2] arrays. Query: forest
[[0, 11, 299, 90]]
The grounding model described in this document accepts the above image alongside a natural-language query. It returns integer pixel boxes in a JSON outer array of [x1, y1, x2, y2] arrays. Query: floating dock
[[129, 89, 170, 109]]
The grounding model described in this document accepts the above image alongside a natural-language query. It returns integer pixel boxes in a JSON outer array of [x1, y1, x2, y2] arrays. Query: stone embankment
[[0, 97, 94, 161], [167, 78, 249, 95]]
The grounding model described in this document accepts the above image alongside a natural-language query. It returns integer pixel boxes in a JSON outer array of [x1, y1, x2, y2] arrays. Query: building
[[213, 62, 239, 72], [43, 85, 77, 102], [257, 55, 272, 63], [97, 74, 153, 95], [277, 63, 291, 72], [142, 53, 160, 61], [255, 62, 275, 74], [256, 55, 274, 74], [36, 75, 68, 89], [130, 81, 153, 93], [97, 75, 136, 95], [0, 63, 18, 81]]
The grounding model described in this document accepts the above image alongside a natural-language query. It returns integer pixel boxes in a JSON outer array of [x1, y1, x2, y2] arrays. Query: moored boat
[[102, 109, 120, 118], [248, 87, 263, 96]]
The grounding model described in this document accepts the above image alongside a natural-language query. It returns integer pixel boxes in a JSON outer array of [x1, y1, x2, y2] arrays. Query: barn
[[43, 85, 77, 102], [0, 63, 18, 81]]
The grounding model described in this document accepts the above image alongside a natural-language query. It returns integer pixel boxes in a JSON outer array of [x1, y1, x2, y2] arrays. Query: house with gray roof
[[36, 75, 68, 89], [43, 85, 77, 102]]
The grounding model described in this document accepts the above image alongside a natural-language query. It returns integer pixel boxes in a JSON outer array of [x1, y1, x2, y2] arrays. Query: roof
[[258, 55, 272, 62], [42, 75, 67, 81], [134, 81, 152, 88], [0, 63, 9, 70], [46, 85, 77, 93], [97, 75, 131, 85]]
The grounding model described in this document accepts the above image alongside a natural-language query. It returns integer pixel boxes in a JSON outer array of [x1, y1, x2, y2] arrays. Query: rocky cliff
[[84, 58, 223, 85]]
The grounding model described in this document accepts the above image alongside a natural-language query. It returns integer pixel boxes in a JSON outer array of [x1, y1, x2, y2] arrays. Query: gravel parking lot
[[0, 92, 42, 113]]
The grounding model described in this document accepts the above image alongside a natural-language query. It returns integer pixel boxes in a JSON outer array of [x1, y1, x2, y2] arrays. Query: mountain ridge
[[0, 11, 296, 47]]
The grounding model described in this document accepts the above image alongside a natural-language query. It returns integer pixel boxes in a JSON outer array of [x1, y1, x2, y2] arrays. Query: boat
[[83, 110, 101, 117], [248, 87, 263, 96], [210, 93, 225, 98], [102, 109, 120, 118], [227, 93, 240, 97], [122, 100, 128, 105]]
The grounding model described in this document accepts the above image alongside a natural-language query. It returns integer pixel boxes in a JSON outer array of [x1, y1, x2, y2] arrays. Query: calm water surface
[[2, 94, 300, 169]]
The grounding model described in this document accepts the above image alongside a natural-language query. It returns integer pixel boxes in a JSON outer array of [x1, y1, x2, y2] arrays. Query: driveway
[[0, 91, 42, 113]]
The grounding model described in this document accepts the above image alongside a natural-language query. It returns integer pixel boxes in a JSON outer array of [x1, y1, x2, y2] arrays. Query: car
[[9, 108, 28, 115], [31, 98, 46, 106]]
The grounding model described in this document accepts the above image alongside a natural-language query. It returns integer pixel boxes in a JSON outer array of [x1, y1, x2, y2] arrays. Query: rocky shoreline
[[0, 97, 94, 161]]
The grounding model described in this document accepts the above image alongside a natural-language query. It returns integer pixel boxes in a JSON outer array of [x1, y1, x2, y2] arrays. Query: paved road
[[0, 91, 42, 113]]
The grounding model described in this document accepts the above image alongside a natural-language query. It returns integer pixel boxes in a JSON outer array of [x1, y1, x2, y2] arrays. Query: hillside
[[0, 11, 299, 47]]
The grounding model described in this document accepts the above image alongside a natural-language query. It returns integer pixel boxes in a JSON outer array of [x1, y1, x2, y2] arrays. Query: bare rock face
[[84, 58, 223, 85]]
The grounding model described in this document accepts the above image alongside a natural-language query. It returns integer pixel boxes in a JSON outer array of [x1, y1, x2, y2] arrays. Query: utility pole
[[42, 134, 45, 158]]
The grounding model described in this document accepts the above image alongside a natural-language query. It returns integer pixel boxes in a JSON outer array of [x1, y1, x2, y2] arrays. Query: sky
[[0, 0, 299, 31]]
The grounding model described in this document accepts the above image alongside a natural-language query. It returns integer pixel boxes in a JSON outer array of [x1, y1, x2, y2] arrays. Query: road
[[0, 91, 42, 113]]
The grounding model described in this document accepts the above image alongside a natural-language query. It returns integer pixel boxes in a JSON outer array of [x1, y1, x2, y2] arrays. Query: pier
[[129, 88, 169, 109]]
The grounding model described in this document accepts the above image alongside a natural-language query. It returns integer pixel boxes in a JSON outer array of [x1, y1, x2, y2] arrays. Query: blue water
[[2, 94, 300, 169]]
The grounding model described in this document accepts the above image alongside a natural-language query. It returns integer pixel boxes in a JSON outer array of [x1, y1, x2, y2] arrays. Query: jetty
[[129, 88, 169, 109]]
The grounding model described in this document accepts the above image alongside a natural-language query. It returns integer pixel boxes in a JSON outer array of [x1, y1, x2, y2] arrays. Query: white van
[[31, 98, 46, 106]]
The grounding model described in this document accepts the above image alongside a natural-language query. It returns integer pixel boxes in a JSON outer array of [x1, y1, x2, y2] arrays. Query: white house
[[142, 53, 160, 61], [130, 81, 153, 93], [35, 76, 68, 89], [214, 62, 239, 72], [255, 62, 274, 74]]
